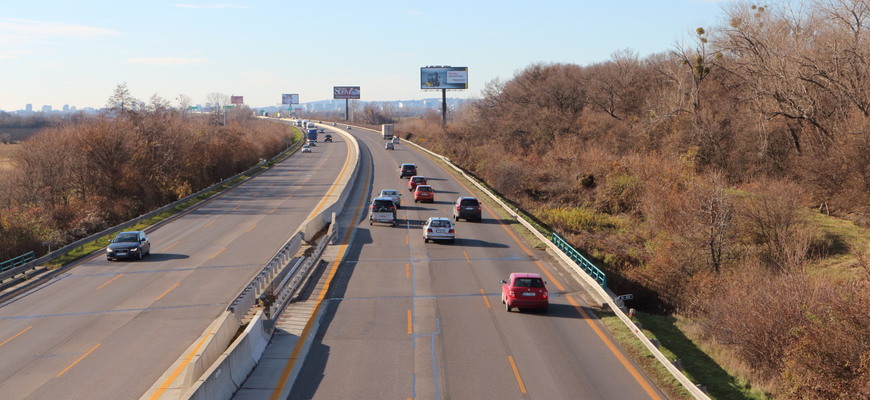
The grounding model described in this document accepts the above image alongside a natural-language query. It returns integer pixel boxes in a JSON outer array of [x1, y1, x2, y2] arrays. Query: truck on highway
[[307, 128, 318, 143], [382, 124, 394, 140]]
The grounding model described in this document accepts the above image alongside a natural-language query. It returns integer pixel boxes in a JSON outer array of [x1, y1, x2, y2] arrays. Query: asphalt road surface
[[289, 127, 667, 400], [0, 125, 349, 400]]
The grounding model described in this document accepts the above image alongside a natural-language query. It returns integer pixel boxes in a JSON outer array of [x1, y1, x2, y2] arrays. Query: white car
[[423, 217, 455, 243], [301, 144, 312, 153], [379, 189, 402, 209]]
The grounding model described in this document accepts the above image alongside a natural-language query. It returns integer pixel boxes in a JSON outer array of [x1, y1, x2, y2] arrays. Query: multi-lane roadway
[[0, 126, 348, 400], [288, 126, 666, 399]]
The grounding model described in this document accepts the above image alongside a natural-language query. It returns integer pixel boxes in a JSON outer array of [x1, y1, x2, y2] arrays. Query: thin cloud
[[127, 57, 208, 65], [0, 18, 118, 37], [173, 3, 249, 9]]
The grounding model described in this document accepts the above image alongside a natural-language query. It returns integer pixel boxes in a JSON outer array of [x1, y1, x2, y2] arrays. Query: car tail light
[[509, 290, 516, 297], [448, 229, 454, 233], [427, 229, 433, 233], [542, 292, 548, 299]]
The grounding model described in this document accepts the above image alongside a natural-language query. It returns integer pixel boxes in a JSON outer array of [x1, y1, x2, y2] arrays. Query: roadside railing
[[1, 251, 35, 273], [551, 233, 607, 288]]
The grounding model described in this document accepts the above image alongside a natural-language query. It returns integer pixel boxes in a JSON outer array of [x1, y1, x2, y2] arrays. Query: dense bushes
[[396, 1, 869, 396], [0, 106, 293, 260]]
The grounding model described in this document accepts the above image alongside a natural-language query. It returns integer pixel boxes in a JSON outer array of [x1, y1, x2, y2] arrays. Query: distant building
[[63, 104, 70, 113], [41, 105, 51, 112], [25, 104, 32, 112]]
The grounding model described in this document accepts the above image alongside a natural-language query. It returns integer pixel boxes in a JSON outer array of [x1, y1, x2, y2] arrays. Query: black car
[[107, 231, 151, 260], [453, 197, 482, 222], [399, 163, 417, 179], [324, 134, 333, 142]]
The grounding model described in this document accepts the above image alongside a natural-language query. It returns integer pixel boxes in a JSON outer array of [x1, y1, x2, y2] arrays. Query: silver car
[[423, 217, 455, 243], [379, 189, 402, 209]]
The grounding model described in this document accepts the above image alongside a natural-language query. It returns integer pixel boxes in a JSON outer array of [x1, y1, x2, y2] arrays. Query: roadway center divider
[[142, 122, 363, 400]]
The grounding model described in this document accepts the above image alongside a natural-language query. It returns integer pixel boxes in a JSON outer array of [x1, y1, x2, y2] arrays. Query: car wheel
[[414, 199, 418, 203], [505, 302, 511, 312], [137, 252, 143, 260], [424, 238, 429, 243], [369, 221, 373, 226]]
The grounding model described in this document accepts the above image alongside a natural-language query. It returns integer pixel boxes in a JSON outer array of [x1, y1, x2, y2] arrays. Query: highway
[[288, 127, 667, 399], [0, 125, 349, 400]]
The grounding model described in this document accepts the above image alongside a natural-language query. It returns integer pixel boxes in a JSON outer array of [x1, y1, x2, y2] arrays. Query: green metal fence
[[550, 233, 607, 288], [1, 251, 36, 272]]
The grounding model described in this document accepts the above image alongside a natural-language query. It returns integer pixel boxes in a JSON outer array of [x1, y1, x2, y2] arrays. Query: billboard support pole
[[345, 99, 349, 122], [441, 89, 447, 126]]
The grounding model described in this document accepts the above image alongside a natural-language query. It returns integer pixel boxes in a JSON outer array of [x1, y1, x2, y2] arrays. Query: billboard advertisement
[[421, 67, 468, 89], [333, 86, 361, 99], [230, 96, 244, 104], [281, 94, 299, 104]]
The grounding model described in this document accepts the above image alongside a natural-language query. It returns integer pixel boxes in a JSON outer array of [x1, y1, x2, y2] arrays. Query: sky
[[0, 0, 735, 111]]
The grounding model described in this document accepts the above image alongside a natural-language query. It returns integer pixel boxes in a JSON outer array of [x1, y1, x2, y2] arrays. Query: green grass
[[599, 310, 770, 400]]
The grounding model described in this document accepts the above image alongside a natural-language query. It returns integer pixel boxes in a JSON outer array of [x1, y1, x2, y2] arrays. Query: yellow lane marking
[[202, 219, 217, 228], [268, 130, 361, 400], [56, 343, 101, 378], [406, 263, 411, 278], [0, 326, 31, 348], [407, 309, 413, 334], [246, 223, 258, 233], [480, 289, 492, 309], [97, 274, 123, 290], [430, 146, 661, 398], [463, 251, 471, 263], [270, 207, 278, 214], [566, 294, 662, 399], [232, 204, 241, 211], [507, 355, 527, 394], [149, 325, 217, 399], [210, 247, 226, 259], [161, 241, 180, 252], [155, 282, 180, 301], [405, 234, 409, 245]]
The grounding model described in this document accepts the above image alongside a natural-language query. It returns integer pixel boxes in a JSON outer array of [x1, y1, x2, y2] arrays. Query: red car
[[408, 176, 427, 191], [501, 273, 548, 312], [414, 185, 434, 203]]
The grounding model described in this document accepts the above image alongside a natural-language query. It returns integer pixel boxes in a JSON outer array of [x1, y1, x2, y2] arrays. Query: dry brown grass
[[0, 143, 19, 171]]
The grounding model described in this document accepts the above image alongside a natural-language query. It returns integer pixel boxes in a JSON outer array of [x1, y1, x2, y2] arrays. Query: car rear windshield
[[417, 186, 432, 192], [513, 278, 544, 288], [373, 200, 394, 209], [460, 199, 479, 207], [430, 220, 449, 227]]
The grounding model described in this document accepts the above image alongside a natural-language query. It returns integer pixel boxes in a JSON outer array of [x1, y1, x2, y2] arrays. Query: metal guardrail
[[551, 233, 607, 288], [1, 251, 35, 272], [226, 232, 303, 325], [270, 229, 333, 321]]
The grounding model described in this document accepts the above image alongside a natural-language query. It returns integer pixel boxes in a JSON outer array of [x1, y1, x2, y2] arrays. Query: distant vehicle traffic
[[385, 142, 394, 150], [414, 185, 434, 203], [501, 273, 549, 312], [370, 196, 397, 226], [399, 163, 417, 179], [453, 197, 482, 222], [307, 128, 318, 142], [346, 125, 352, 130], [324, 134, 333, 142], [423, 217, 455, 243], [391, 137, 399, 144], [302, 144, 312, 153], [382, 124, 394, 140], [106, 231, 151, 261]]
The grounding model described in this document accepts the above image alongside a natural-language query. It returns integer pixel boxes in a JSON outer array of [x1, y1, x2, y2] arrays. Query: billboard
[[230, 96, 244, 104], [281, 94, 299, 104], [421, 67, 468, 89], [333, 86, 361, 99]]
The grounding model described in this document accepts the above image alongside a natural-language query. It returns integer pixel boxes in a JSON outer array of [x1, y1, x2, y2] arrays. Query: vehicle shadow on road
[[510, 302, 590, 319], [139, 253, 190, 262], [452, 238, 509, 248]]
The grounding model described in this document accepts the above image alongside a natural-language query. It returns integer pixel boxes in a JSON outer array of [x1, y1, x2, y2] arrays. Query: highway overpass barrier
[[354, 124, 712, 400], [1, 135, 304, 292]]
